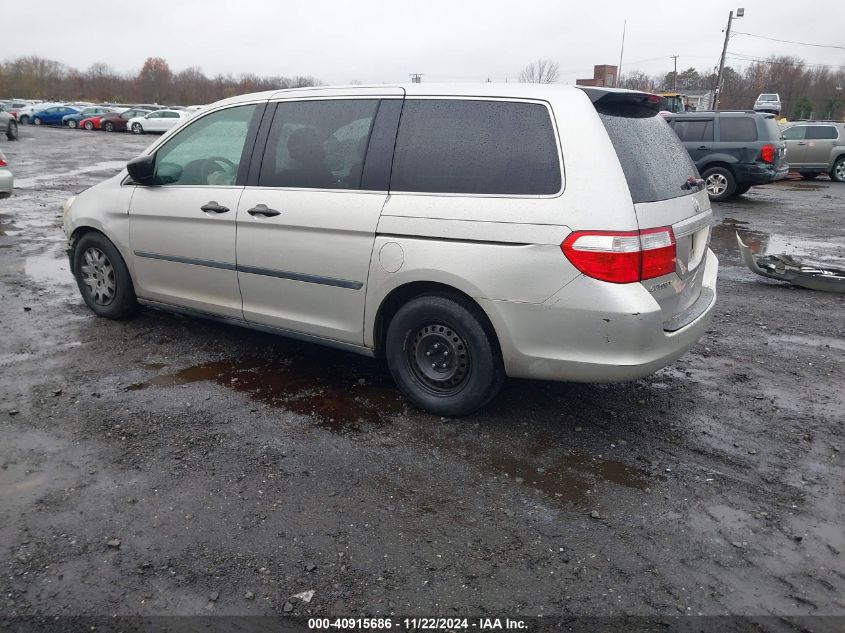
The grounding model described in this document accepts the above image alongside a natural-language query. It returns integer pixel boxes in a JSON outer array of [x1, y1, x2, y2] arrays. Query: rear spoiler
[[575, 86, 664, 114]]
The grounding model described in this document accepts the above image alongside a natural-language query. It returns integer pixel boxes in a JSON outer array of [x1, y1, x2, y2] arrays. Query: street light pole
[[714, 7, 743, 111]]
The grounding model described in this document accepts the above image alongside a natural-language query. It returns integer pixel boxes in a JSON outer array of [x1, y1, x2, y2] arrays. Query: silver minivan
[[63, 84, 718, 415]]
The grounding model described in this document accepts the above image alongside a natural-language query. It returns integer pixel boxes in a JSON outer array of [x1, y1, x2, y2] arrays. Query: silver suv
[[781, 121, 845, 182], [754, 93, 781, 115], [62, 84, 718, 415]]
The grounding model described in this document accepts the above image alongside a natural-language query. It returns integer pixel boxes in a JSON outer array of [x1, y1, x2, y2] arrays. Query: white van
[[62, 84, 718, 415]]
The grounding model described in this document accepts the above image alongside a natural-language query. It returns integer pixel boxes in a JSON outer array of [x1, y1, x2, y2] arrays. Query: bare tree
[[518, 59, 560, 84]]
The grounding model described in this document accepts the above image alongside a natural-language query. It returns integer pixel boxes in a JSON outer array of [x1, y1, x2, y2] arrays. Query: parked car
[[753, 93, 781, 115], [33, 106, 80, 126], [63, 106, 116, 129], [663, 110, 788, 201], [0, 109, 18, 140], [126, 109, 188, 134], [0, 150, 13, 198], [781, 121, 845, 182], [99, 108, 153, 132], [16, 102, 60, 124], [62, 84, 718, 415]]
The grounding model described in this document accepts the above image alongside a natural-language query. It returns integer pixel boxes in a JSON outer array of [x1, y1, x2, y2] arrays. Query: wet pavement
[[0, 126, 843, 626]]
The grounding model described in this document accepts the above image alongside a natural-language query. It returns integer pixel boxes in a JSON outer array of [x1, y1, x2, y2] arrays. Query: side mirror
[[126, 154, 156, 185]]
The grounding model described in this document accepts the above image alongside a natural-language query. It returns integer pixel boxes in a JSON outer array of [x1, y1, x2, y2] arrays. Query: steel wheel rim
[[80, 247, 116, 306], [836, 162, 845, 180], [85, 122, 93, 130], [706, 173, 728, 195], [33, 118, 41, 126], [407, 323, 471, 396], [105, 122, 113, 132], [68, 120, 76, 128]]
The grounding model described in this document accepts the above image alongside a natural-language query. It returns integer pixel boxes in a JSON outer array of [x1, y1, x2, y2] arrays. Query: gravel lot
[[0, 126, 843, 630]]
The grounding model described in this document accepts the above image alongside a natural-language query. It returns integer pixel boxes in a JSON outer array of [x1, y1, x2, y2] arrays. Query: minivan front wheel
[[385, 294, 504, 416], [73, 232, 140, 319], [702, 167, 736, 202]]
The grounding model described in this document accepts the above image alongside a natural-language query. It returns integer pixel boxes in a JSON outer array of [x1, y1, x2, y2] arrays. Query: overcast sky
[[11, 0, 845, 84]]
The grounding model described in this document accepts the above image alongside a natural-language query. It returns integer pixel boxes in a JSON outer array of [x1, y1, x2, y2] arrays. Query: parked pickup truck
[[781, 121, 845, 182]]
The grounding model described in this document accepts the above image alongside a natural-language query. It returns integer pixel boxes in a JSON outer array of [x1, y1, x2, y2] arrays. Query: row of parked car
[[0, 99, 205, 135], [661, 109, 845, 200]]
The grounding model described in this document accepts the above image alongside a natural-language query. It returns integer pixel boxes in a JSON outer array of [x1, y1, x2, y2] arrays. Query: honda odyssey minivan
[[63, 84, 718, 416]]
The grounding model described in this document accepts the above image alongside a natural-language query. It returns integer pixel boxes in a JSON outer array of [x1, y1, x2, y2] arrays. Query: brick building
[[576, 65, 618, 88]]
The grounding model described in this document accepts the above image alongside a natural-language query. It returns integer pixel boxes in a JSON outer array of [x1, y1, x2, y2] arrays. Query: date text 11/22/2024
[[308, 617, 528, 630]]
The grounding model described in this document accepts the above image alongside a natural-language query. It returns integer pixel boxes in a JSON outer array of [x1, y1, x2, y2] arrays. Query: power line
[[732, 31, 845, 51]]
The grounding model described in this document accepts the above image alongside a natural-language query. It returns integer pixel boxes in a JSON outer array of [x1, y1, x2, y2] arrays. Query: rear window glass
[[672, 119, 714, 142], [719, 117, 758, 142], [391, 99, 561, 195], [806, 126, 838, 140], [597, 104, 699, 204]]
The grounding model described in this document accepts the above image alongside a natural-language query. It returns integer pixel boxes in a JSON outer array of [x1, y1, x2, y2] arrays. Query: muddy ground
[[0, 126, 843, 630]]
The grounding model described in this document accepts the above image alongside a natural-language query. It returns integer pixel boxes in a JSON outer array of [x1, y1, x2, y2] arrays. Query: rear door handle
[[201, 201, 229, 214], [697, 146, 710, 150], [247, 204, 281, 217], [796, 142, 807, 146]]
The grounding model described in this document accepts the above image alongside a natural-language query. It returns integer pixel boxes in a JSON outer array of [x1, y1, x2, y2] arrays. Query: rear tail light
[[561, 227, 676, 284], [0, 152, 6, 167], [761, 143, 775, 164]]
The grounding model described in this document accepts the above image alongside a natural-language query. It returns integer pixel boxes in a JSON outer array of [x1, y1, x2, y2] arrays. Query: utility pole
[[715, 7, 744, 111], [670, 55, 679, 91]]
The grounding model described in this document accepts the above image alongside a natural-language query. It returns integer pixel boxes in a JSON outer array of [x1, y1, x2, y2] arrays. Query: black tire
[[84, 120, 94, 130], [131, 122, 143, 134], [734, 183, 751, 196], [830, 157, 845, 183], [72, 232, 140, 319], [702, 166, 737, 202], [385, 294, 504, 416], [66, 119, 77, 129], [800, 172, 821, 181], [6, 120, 17, 140], [104, 121, 115, 132], [33, 117, 42, 126]]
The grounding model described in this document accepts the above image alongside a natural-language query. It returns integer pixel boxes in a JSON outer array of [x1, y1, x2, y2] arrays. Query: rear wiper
[[681, 176, 705, 192]]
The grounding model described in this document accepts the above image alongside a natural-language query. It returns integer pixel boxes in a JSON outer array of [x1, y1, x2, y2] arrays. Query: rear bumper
[[736, 162, 789, 185], [481, 249, 718, 383]]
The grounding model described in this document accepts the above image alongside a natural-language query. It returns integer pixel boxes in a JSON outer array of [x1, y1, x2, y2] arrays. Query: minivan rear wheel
[[385, 294, 504, 416], [73, 232, 140, 319], [702, 166, 736, 202]]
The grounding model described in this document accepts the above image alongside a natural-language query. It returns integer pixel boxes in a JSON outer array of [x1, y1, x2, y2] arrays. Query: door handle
[[247, 204, 281, 217], [201, 201, 229, 213], [796, 142, 807, 146], [697, 146, 710, 150]]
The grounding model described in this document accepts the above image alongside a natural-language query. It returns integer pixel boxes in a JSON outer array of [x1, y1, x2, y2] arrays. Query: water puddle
[[489, 453, 650, 505], [767, 334, 845, 353], [711, 220, 844, 264], [13, 161, 127, 189], [25, 254, 72, 286], [127, 356, 404, 430]]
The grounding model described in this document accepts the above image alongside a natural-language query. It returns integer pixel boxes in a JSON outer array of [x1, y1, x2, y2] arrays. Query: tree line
[[0, 56, 321, 105], [517, 56, 844, 120], [618, 56, 844, 120]]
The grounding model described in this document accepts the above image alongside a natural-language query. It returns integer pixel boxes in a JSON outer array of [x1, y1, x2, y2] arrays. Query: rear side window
[[390, 99, 561, 195], [806, 126, 838, 140], [597, 104, 698, 203], [719, 117, 758, 142], [672, 119, 714, 142], [259, 99, 379, 190]]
